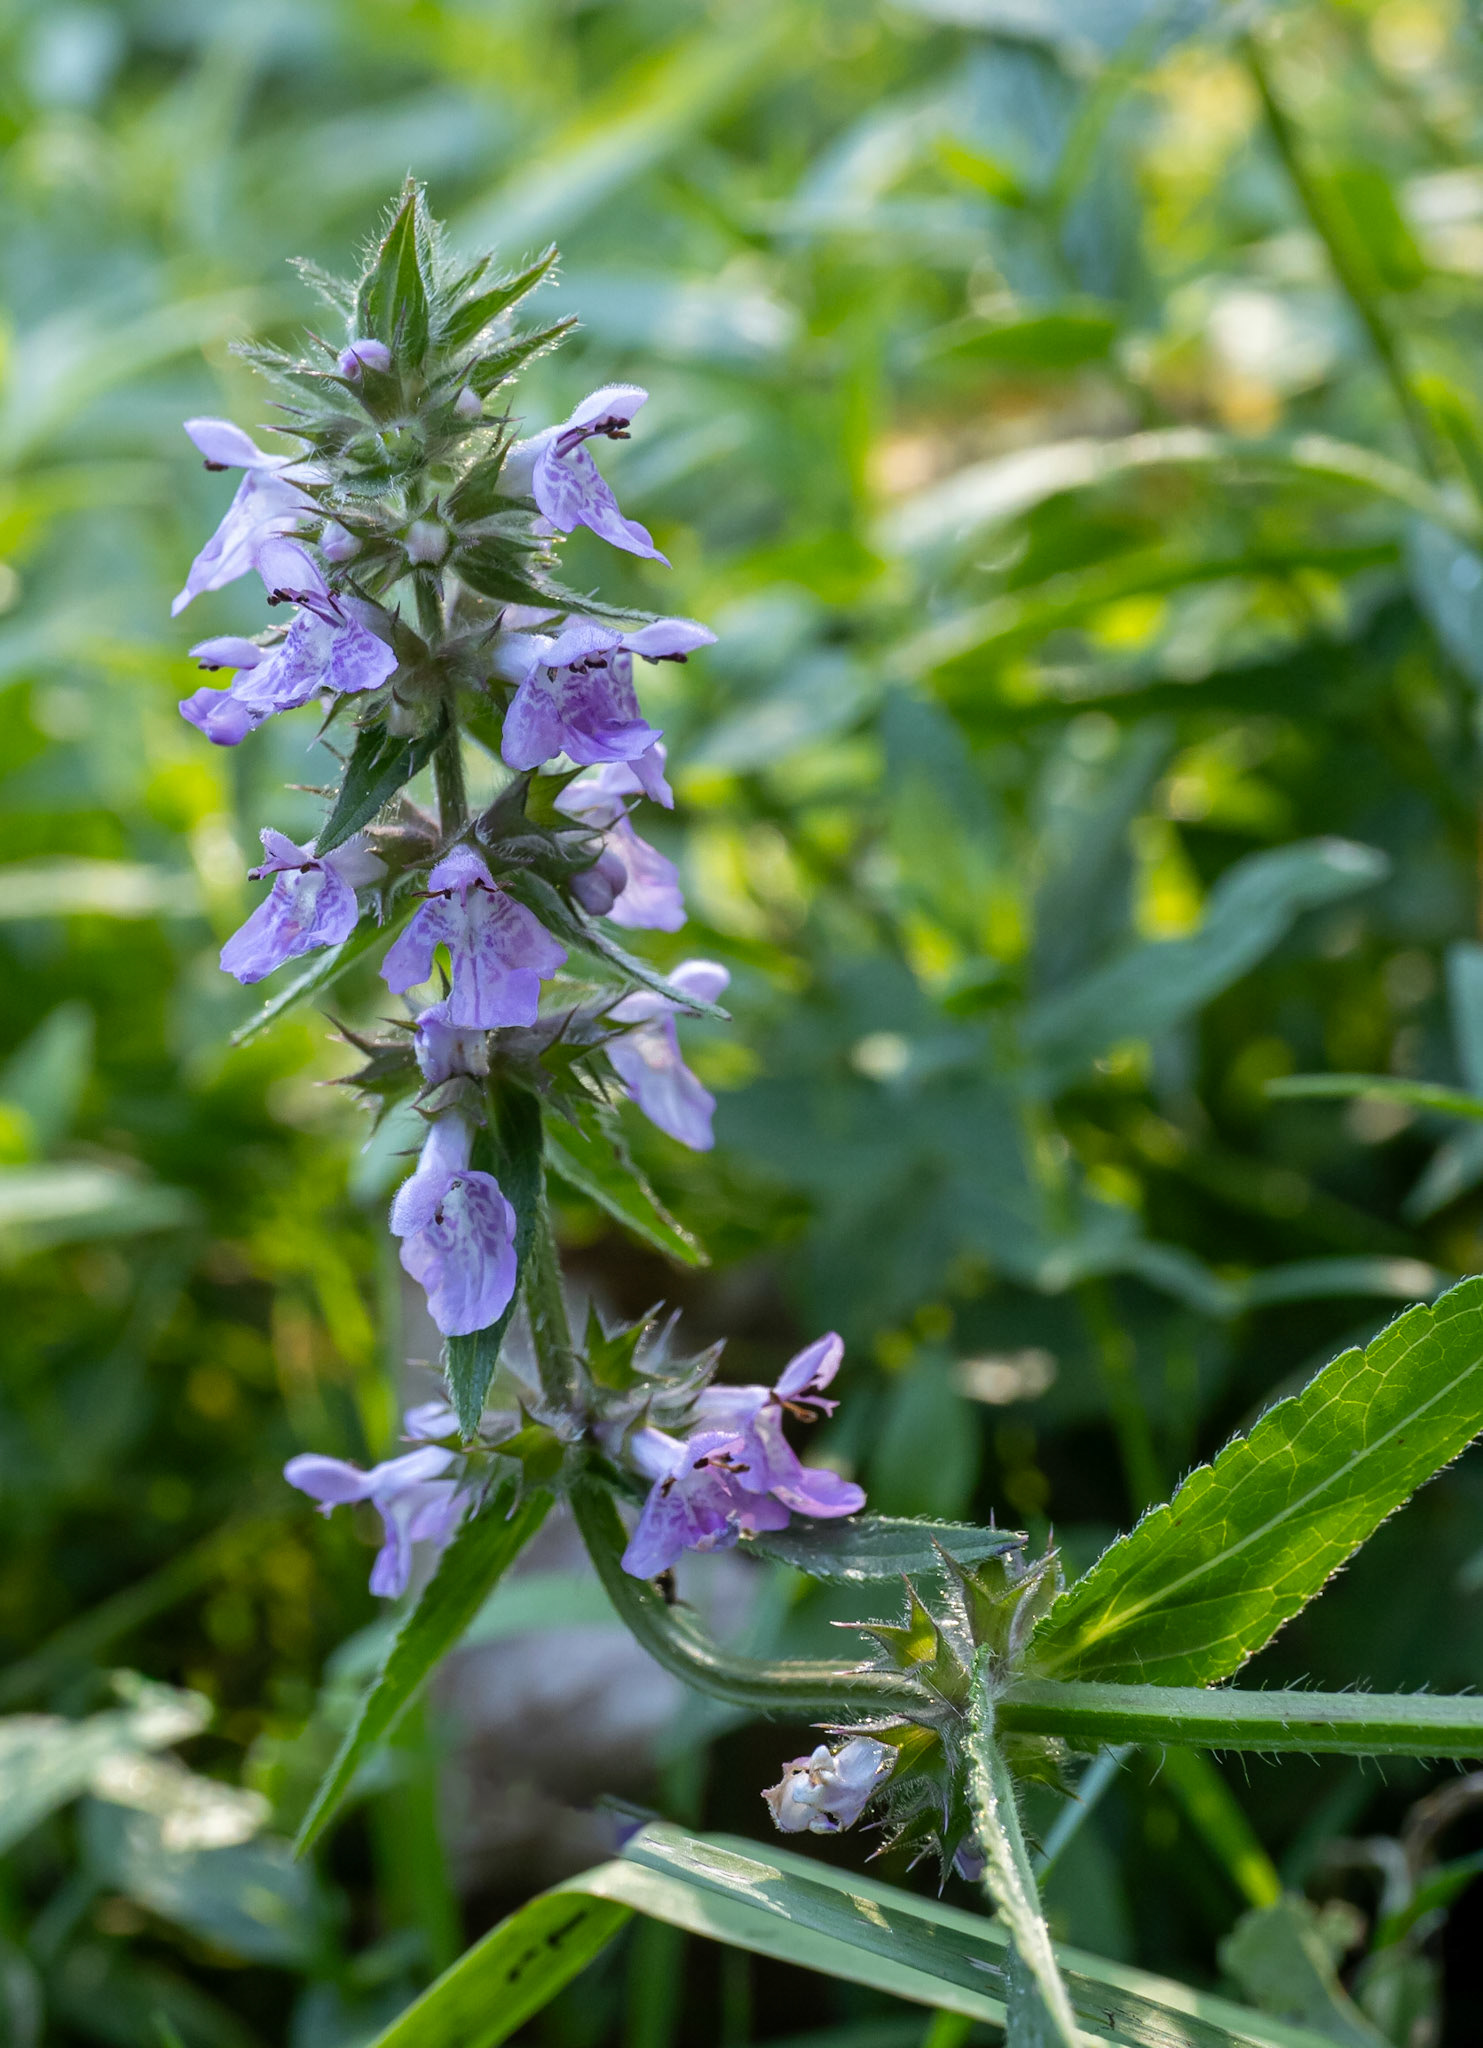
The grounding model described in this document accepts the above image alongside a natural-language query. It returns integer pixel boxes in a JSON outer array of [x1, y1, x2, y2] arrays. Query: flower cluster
[[172, 189, 866, 1625]]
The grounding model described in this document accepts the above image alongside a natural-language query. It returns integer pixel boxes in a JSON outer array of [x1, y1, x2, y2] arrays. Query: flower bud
[[762, 1738, 894, 1836], [454, 386, 482, 421], [405, 519, 449, 566], [339, 337, 393, 377], [570, 845, 629, 916], [321, 521, 360, 563]]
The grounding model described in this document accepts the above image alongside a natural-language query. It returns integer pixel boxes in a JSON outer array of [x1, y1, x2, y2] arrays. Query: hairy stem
[[526, 1187, 580, 1415], [998, 1678, 1483, 1758], [433, 717, 468, 837]]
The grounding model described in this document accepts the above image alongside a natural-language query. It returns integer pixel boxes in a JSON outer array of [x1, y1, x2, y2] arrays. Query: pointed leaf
[[443, 1080, 546, 1436], [294, 1478, 550, 1853], [466, 316, 579, 397], [498, 869, 731, 1019], [545, 1108, 706, 1267], [441, 248, 560, 351], [359, 184, 430, 362], [747, 1514, 1023, 1582], [1028, 1275, 1483, 1686], [316, 718, 446, 858]]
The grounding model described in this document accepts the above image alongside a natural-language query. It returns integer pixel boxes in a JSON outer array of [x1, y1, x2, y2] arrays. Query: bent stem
[[571, 1481, 925, 1716], [967, 1662, 1080, 2048]]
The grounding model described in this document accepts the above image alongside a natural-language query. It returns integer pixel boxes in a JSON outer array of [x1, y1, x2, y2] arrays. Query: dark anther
[[202, 460, 228, 472], [655, 1568, 678, 1605]]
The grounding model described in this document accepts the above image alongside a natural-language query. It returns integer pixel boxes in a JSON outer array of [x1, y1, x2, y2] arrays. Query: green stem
[[998, 1678, 1483, 1758], [433, 717, 468, 837], [526, 1188, 580, 1414], [966, 1668, 1080, 2048], [572, 1481, 924, 1716], [1245, 36, 1442, 483]]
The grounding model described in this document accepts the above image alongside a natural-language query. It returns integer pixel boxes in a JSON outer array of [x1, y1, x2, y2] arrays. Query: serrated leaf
[[441, 248, 559, 351], [294, 1479, 550, 1854], [443, 1080, 546, 1436], [747, 1514, 1023, 1581], [545, 1110, 706, 1267], [1023, 840, 1387, 1088], [1027, 1275, 1483, 1687], [358, 183, 430, 362], [315, 718, 446, 857], [370, 1819, 1339, 2048], [229, 898, 416, 1048]]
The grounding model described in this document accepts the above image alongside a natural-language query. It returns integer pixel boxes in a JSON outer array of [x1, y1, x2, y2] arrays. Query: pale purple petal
[[403, 1399, 458, 1440], [381, 894, 459, 1002], [396, 1170, 518, 1335], [325, 836, 387, 889], [543, 622, 623, 671], [219, 854, 358, 984], [172, 467, 307, 615], [605, 818, 685, 931], [623, 619, 717, 661], [627, 743, 674, 808], [501, 671, 570, 771], [184, 418, 281, 470], [178, 685, 258, 746], [283, 1454, 376, 1509], [622, 1465, 738, 1577], [770, 1464, 865, 1519], [775, 1332, 844, 1402], [670, 959, 730, 1008], [608, 1015, 716, 1151], [428, 845, 495, 897], [256, 537, 331, 606], [251, 828, 314, 876], [390, 1115, 474, 1237], [385, 865, 565, 1029], [413, 1002, 488, 1085], [564, 385, 649, 436], [189, 637, 266, 672], [531, 442, 668, 563]]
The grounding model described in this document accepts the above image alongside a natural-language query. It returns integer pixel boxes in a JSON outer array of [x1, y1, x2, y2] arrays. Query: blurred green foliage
[[13, 0, 1483, 2040]]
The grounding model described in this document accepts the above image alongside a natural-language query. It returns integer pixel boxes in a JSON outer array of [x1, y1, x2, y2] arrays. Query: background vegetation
[[10, 0, 1483, 2040]]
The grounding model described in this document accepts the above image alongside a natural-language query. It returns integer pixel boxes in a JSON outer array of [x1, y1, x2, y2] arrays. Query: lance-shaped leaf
[[368, 1818, 1342, 2048], [315, 718, 447, 858], [748, 1514, 1024, 1582], [967, 1668, 1080, 2048], [440, 247, 559, 352], [443, 1080, 546, 1437], [1022, 839, 1387, 1089], [295, 1478, 550, 1854], [545, 1103, 706, 1267], [358, 181, 431, 361], [1027, 1275, 1483, 1687]]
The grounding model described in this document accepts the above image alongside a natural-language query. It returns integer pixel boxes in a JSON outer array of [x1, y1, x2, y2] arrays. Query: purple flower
[[284, 1436, 463, 1598], [556, 755, 685, 932], [692, 1333, 866, 1518], [502, 618, 713, 798], [339, 337, 392, 377], [382, 845, 567, 1028], [620, 1425, 789, 1577], [763, 1739, 895, 1836], [172, 418, 316, 617], [620, 1331, 864, 1578], [607, 960, 729, 1150], [413, 1001, 490, 1087], [219, 829, 385, 985], [180, 539, 398, 746], [503, 385, 666, 561], [389, 1112, 519, 1336]]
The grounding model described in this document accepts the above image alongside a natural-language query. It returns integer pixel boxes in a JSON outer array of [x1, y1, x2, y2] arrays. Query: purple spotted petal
[[219, 843, 359, 984], [391, 1118, 519, 1338], [621, 1431, 748, 1578], [531, 442, 667, 563], [383, 868, 566, 1029], [502, 651, 662, 775]]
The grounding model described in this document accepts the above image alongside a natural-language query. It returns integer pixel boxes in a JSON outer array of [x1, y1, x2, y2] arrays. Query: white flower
[[762, 1738, 894, 1835]]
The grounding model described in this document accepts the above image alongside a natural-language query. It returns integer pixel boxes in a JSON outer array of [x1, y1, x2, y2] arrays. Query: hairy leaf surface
[[1028, 1276, 1483, 1685]]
